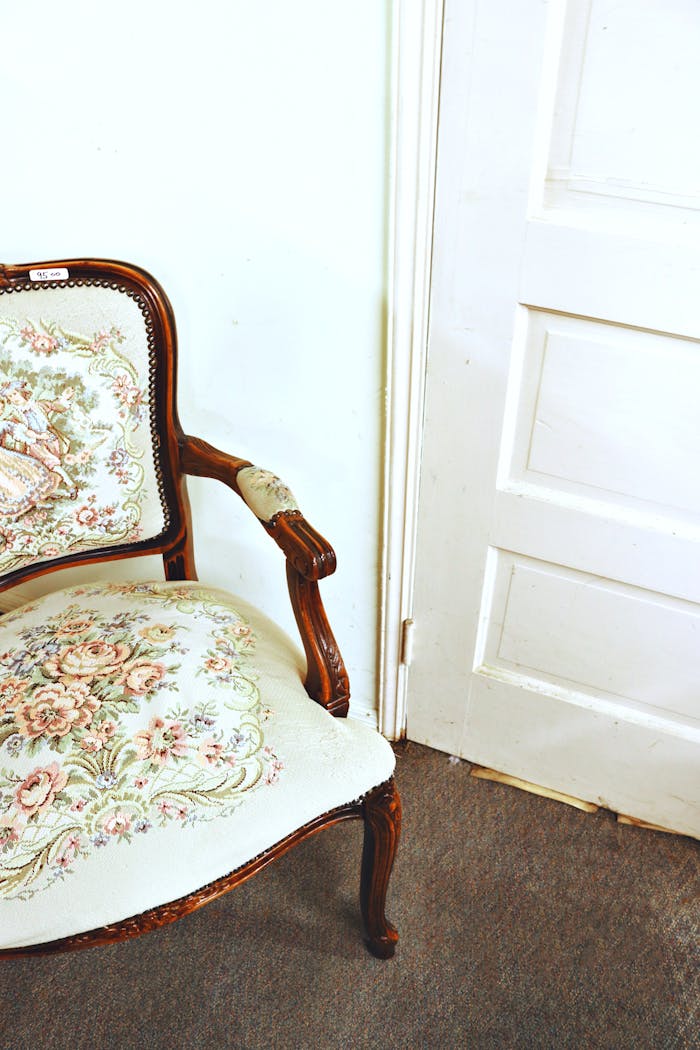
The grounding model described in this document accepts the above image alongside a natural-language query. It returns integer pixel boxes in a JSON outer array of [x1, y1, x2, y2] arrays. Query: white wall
[[0, 2, 390, 723]]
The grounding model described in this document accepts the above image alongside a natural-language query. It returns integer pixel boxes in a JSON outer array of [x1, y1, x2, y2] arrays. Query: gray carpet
[[1, 742, 698, 1050]]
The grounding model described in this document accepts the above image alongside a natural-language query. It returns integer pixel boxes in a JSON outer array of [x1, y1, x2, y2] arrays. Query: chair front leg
[[360, 778, 401, 959]]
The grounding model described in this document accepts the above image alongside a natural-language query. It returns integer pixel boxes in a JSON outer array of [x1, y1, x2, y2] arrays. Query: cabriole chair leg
[[360, 778, 401, 959]]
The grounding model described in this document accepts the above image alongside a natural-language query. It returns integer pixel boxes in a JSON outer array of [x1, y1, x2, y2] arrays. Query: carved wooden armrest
[[180, 435, 336, 580], [179, 434, 349, 716]]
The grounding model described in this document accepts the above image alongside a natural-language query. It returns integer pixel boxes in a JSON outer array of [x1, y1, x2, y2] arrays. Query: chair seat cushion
[[0, 581, 395, 949]]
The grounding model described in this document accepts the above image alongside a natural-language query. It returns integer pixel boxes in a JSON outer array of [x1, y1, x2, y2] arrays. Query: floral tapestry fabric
[[0, 285, 167, 578], [0, 581, 282, 900], [237, 466, 299, 523]]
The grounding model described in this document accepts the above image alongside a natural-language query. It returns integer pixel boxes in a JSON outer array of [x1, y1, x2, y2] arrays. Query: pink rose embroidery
[[55, 617, 95, 638], [205, 656, 231, 674], [220, 622, 255, 650], [15, 681, 99, 739], [134, 716, 188, 766], [138, 623, 175, 644], [20, 327, 58, 354], [88, 331, 109, 353], [14, 763, 68, 819], [75, 505, 100, 528], [264, 759, 284, 785], [79, 733, 103, 753], [112, 374, 142, 407], [32, 334, 57, 353], [0, 675, 29, 714], [120, 659, 167, 695], [104, 812, 131, 837], [198, 737, 224, 765], [43, 640, 132, 682], [0, 813, 23, 850], [79, 720, 116, 752]]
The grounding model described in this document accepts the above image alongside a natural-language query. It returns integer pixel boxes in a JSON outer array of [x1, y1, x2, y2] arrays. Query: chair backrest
[[0, 259, 193, 591]]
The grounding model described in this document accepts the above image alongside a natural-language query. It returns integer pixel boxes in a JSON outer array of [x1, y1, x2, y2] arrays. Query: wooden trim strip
[[616, 814, 686, 837], [470, 766, 600, 813]]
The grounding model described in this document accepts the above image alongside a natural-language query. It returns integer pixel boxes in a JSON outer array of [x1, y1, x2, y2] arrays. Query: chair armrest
[[180, 434, 350, 715], [179, 435, 337, 581]]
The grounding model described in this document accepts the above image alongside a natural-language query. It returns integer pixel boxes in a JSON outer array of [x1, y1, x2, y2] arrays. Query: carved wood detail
[[360, 778, 401, 959], [179, 433, 252, 489], [286, 562, 350, 717], [264, 511, 336, 580], [162, 542, 197, 582], [162, 478, 198, 581]]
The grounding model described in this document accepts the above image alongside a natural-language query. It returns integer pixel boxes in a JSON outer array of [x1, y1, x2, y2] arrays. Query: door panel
[[503, 310, 700, 519], [479, 552, 700, 723], [408, 0, 700, 835]]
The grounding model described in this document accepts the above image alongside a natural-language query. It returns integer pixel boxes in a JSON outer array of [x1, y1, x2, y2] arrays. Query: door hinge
[[400, 618, 415, 666]]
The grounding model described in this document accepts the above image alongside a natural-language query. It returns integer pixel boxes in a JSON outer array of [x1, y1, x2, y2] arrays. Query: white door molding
[[378, 0, 444, 739]]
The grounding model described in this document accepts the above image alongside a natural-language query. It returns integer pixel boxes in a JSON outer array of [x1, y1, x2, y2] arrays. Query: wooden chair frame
[[0, 258, 400, 960]]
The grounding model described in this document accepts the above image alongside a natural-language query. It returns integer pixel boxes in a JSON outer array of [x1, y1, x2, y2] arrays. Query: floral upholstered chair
[[0, 259, 400, 958]]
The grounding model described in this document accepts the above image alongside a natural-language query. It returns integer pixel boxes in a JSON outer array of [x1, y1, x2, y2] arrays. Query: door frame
[[378, 0, 443, 739]]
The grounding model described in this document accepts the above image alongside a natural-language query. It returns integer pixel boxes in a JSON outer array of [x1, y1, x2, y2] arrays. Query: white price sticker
[[29, 268, 69, 282]]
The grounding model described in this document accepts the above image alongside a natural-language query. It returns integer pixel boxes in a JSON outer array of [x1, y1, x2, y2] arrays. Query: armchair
[[0, 259, 400, 958]]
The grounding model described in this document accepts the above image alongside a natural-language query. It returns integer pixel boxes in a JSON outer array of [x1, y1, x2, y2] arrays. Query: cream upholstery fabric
[[237, 466, 299, 523], [0, 284, 167, 579], [0, 581, 394, 949]]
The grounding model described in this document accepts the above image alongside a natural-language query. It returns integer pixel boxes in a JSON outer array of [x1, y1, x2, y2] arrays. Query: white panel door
[[408, 0, 700, 836]]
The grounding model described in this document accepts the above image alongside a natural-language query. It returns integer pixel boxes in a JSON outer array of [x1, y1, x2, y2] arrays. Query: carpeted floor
[[1, 742, 698, 1050]]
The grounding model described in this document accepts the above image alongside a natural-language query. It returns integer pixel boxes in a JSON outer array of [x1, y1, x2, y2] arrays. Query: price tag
[[29, 268, 69, 282]]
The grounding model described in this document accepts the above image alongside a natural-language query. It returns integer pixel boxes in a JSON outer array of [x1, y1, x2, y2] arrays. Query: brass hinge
[[400, 618, 415, 666]]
